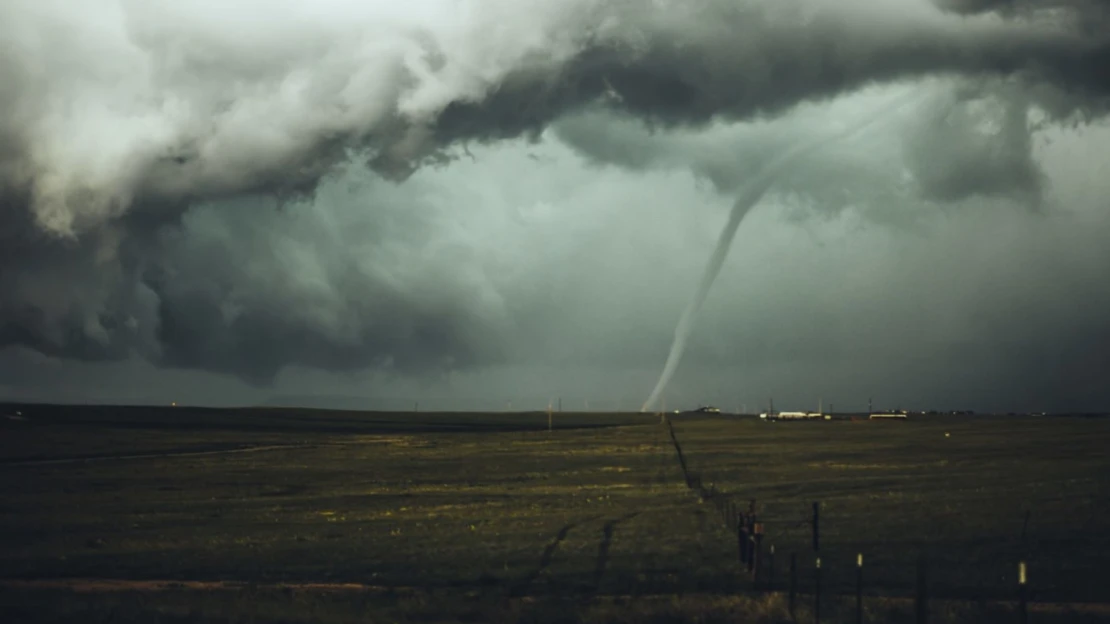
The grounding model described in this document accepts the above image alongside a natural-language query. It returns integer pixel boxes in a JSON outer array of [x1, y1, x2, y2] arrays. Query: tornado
[[640, 92, 916, 412]]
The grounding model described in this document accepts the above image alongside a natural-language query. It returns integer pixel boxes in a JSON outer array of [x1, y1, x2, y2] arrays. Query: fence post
[[915, 555, 928, 624], [812, 502, 820, 552], [768, 544, 776, 591], [747, 518, 756, 574], [1018, 560, 1028, 624], [739, 519, 749, 565], [789, 553, 797, 620], [856, 553, 863, 624], [752, 523, 763, 582], [746, 517, 753, 565], [815, 556, 822, 624]]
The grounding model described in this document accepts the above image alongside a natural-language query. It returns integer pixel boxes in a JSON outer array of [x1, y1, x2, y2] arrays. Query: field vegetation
[[0, 403, 1107, 622]]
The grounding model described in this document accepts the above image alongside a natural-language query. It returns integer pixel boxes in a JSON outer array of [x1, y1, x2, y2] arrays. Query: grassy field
[[0, 404, 1107, 623], [668, 416, 1110, 603]]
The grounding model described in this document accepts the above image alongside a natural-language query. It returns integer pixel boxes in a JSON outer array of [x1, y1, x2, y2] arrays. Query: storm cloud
[[3, 0, 1109, 234], [2, 0, 1110, 407]]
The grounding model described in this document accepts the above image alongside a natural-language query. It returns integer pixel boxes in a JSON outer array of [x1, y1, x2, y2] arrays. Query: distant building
[[763, 411, 823, 420], [869, 412, 908, 420]]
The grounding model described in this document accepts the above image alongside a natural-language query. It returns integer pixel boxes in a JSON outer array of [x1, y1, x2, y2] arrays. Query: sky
[[2, 0, 1110, 412]]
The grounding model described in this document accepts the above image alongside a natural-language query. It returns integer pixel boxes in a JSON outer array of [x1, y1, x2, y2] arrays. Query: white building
[[765, 411, 824, 420]]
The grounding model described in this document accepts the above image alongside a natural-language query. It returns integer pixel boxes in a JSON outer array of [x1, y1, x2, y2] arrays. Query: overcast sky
[[2, 0, 1110, 412]]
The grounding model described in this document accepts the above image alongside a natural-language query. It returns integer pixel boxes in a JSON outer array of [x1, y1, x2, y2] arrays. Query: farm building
[[779, 411, 823, 419], [761, 411, 824, 420]]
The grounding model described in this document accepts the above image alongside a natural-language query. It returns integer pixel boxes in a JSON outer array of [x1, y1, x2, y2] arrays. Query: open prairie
[[0, 404, 1107, 623]]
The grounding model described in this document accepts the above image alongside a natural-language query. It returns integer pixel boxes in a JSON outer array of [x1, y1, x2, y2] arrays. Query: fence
[[661, 417, 1036, 623]]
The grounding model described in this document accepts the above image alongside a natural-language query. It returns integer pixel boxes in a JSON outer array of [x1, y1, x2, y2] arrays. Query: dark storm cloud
[[4, 168, 512, 385], [143, 185, 509, 384], [2, 0, 1110, 386], [935, 0, 1108, 20], [0, 215, 154, 364], [555, 78, 1046, 213], [901, 82, 1046, 205], [429, 2, 1110, 172], [3, 0, 1110, 234]]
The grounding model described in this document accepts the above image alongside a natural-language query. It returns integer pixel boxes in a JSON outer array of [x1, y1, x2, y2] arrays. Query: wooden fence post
[[856, 553, 863, 624], [915, 555, 928, 624], [739, 520, 749, 565], [768, 544, 776, 591], [789, 553, 797, 620], [747, 518, 757, 574], [812, 502, 820, 552], [752, 522, 763, 581], [815, 556, 822, 624], [1018, 560, 1028, 624]]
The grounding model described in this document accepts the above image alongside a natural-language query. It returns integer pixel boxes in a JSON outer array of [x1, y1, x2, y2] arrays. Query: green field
[[0, 404, 1107, 623]]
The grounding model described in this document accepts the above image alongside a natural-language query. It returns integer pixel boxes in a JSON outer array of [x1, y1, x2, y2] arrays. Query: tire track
[[591, 512, 640, 590], [509, 515, 600, 597]]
